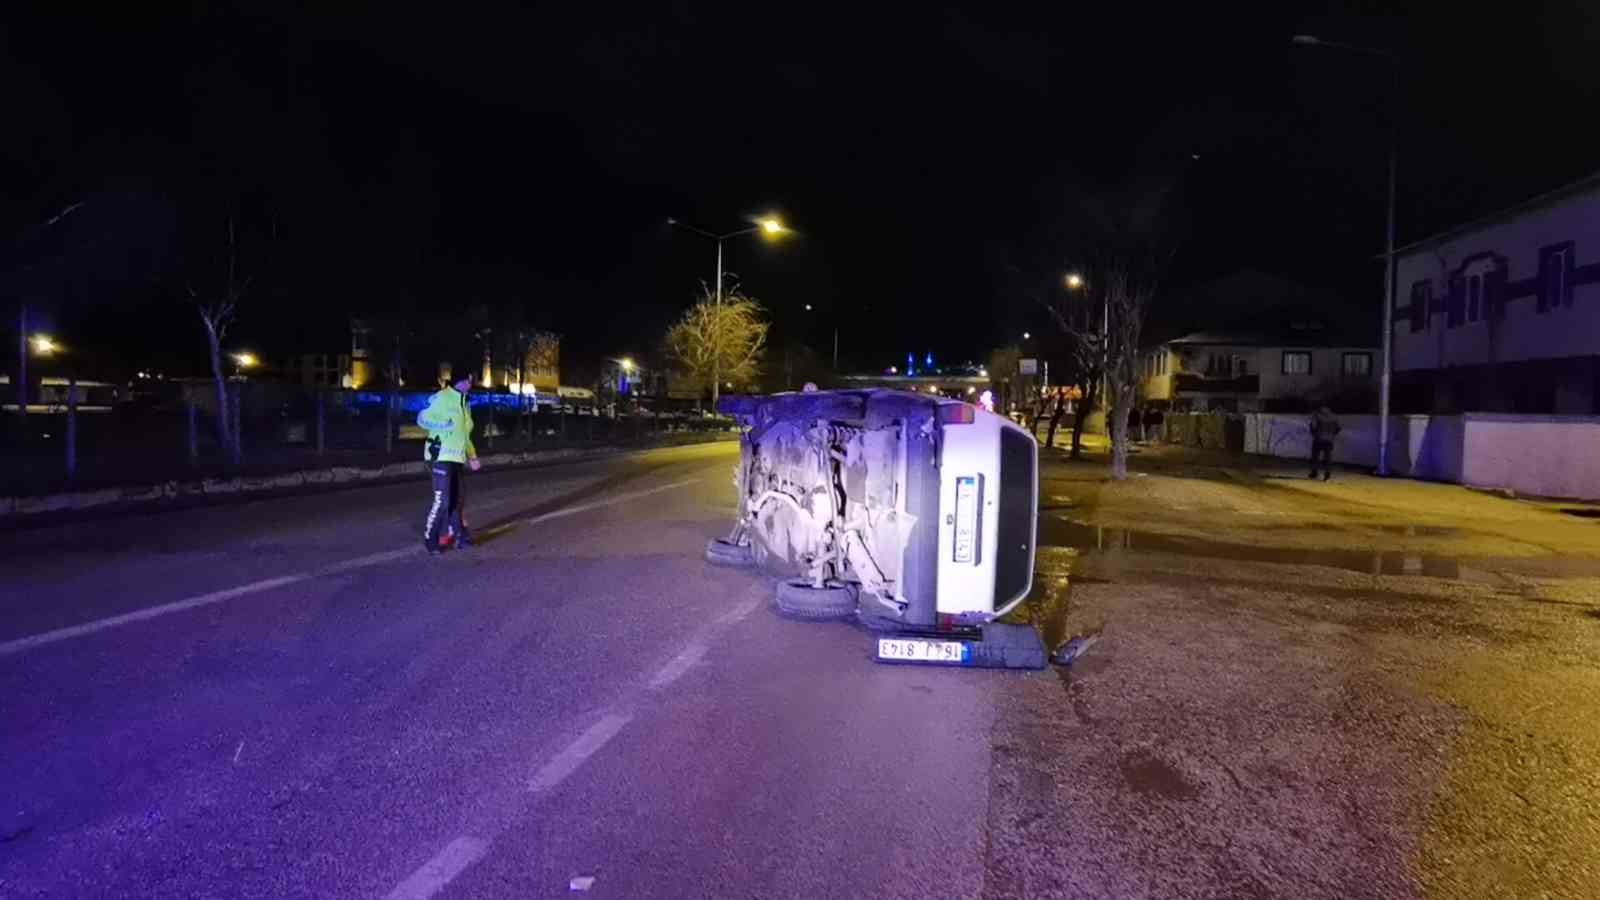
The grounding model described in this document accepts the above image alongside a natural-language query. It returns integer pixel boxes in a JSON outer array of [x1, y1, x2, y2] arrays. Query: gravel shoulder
[[984, 445, 1600, 899]]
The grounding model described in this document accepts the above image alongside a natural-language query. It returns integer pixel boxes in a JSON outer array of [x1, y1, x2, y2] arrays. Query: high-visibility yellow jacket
[[417, 386, 478, 463]]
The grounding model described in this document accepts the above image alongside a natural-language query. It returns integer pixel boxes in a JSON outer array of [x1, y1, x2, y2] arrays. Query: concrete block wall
[[1458, 414, 1600, 500], [1170, 411, 1600, 500]]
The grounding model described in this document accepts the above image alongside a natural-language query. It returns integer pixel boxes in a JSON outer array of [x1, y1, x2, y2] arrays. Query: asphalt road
[[0, 442, 1011, 899]]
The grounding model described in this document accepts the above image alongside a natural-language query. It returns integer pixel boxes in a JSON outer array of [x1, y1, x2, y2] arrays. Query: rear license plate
[[876, 637, 971, 665]]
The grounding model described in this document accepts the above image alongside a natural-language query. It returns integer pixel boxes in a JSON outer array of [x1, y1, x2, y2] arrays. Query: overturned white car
[[710, 389, 1043, 666]]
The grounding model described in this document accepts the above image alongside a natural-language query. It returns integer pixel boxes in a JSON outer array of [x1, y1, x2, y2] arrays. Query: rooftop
[[1162, 325, 1376, 349], [1392, 168, 1600, 257]]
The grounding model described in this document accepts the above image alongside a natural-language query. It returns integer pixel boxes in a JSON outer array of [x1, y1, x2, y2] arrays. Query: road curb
[[0, 434, 737, 527]]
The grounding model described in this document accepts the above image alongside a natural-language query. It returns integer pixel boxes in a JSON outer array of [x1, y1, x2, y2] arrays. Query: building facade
[[1393, 173, 1600, 414], [1142, 329, 1378, 412]]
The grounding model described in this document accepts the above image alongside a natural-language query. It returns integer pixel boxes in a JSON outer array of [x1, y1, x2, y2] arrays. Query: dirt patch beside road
[[985, 564, 1457, 899], [983, 445, 1600, 899]]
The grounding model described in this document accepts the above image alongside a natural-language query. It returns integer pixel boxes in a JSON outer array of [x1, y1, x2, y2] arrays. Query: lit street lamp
[[667, 214, 788, 306], [667, 214, 789, 405], [1065, 272, 1084, 290], [1293, 33, 1400, 476], [29, 334, 58, 356], [232, 352, 258, 376]]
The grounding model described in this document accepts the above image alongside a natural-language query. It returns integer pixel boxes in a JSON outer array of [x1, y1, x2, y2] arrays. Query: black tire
[[705, 538, 754, 567], [775, 579, 857, 621]]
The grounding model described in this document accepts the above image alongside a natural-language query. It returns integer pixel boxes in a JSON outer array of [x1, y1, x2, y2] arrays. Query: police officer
[[418, 365, 481, 554]]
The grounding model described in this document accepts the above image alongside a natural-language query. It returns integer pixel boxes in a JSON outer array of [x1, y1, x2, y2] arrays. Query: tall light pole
[[803, 303, 840, 371], [1293, 34, 1400, 476], [13, 201, 84, 424], [668, 215, 787, 306], [667, 215, 788, 405]]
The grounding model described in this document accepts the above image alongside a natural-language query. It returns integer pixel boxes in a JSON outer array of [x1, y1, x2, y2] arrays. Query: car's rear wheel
[[775, 579, 857, 621], [705, 538, 754, 567]]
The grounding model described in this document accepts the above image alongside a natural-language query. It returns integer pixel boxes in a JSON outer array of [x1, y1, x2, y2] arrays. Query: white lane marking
[[0, 548, 412, 659], [385, 836, 489, 900], [521, 479, 699, 526], [528, 713, 632, 793], [647, 597, 760, 691], [647, 642, 708, 690], [713, 597, 762, 628], [0, 480, 702, 660]]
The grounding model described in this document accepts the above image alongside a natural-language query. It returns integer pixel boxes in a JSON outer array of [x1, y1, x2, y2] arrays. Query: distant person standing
[[1128, 407, 1144, 442], [1309, 405, 1342, 481], [1146, 406, 1165, 443], [418, 366, 482, 554]]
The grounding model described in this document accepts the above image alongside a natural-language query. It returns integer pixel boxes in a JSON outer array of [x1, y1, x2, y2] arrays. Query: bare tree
[[186, 218, 250, 465], [1087, 188, 1183, 479], [1039, 291, 1105, 459], [1036, 174, 1184, 477], [665, 283, 769, 408]]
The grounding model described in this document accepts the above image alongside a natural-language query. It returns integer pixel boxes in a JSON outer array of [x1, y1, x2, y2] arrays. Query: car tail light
[[938, 403, 976, 425]]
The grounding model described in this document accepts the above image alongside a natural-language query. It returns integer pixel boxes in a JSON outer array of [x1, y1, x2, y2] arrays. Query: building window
[[1447, 275, 1464, 327], [1342, 352, 1372, 378], [1409, 280, 1430, 333], [1539, 242, 1574, 312], [1282, 351, 1312, 375], [1235, 357, 1250, 377]]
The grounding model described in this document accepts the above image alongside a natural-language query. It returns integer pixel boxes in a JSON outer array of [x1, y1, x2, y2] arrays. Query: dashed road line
[[528, 713, 633, 794], [647, 642, 709, 690], [384, 836, 488, 900], [649, 597, 761, 690], [379, 587, 763, 898]]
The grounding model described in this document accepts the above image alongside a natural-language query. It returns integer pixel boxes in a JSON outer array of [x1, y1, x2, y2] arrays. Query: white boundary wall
[[1184, 412, 1600, 500]]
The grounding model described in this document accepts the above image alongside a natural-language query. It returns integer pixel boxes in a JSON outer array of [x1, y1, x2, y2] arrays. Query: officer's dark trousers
[[423, 462, 466, 548]]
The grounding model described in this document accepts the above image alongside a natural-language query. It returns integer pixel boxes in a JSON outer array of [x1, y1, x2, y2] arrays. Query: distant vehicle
[[712, 389, 1040, 666]]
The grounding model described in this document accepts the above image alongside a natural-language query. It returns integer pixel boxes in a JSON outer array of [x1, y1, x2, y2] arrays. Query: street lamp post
[[803, 303, 840, 371], [1293, 34, 1400, 476], [13, 202, 85, 423], [668, 216, 787, 307], [667, 215, 787, 405]]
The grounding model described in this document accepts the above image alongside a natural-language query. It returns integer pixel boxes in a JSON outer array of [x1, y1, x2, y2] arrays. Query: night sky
[[5, 3, 1600, 376]]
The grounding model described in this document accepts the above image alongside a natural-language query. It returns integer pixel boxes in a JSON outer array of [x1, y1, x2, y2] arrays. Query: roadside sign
[[1018, 359, 1038, 375]]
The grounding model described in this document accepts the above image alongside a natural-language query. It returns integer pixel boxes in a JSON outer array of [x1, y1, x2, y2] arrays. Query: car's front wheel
[[775, 579, 857, 621], [704, 538, 754, 567]]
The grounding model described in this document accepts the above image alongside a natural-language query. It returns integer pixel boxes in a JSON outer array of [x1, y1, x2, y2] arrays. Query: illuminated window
[[1342, 352, 1372, 377], [1282, 351, 1312, 375]]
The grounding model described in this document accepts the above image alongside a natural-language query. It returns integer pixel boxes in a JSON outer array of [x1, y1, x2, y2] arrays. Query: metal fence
[[0, 382, 734, 498]]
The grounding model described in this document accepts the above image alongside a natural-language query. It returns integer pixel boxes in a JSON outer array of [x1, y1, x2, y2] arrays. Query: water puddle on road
[[1038, 516, 1465, 579]]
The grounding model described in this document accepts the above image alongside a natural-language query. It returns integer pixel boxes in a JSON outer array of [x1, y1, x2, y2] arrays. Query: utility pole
[[15, 303, 25, 425], [12, 203, 85, 426], [1292, 35, 1401, 475], [668, 215, 788, 407]]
